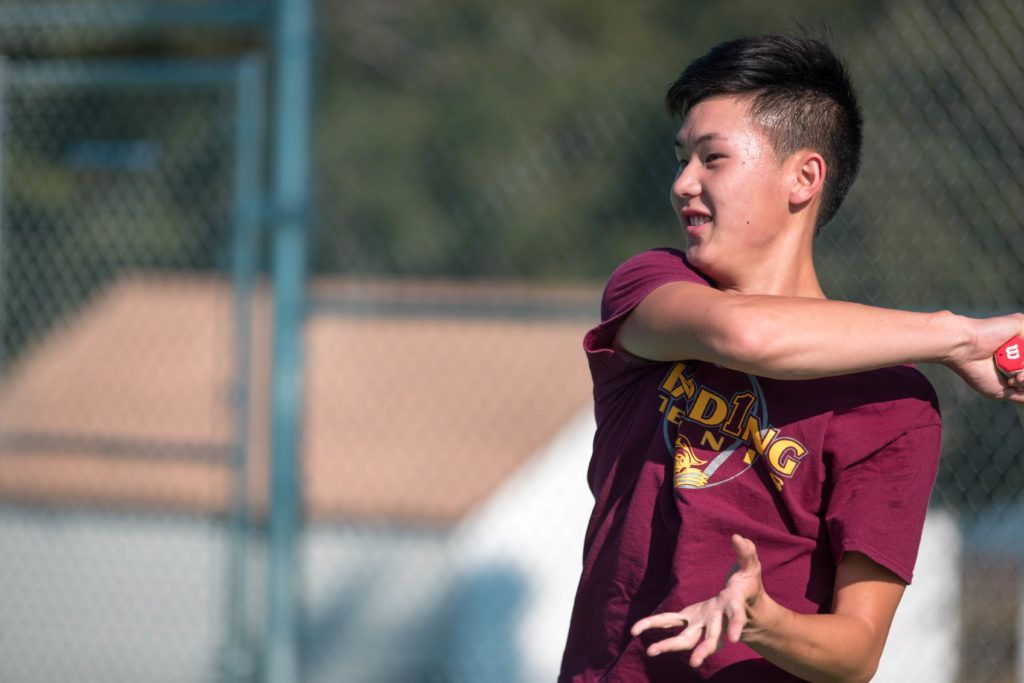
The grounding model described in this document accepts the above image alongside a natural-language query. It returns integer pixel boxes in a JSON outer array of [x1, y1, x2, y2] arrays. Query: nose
[[671, 158, 701, 200]]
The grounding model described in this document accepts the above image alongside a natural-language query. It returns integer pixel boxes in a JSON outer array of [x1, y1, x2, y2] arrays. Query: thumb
[[731, 534, 759, 571]]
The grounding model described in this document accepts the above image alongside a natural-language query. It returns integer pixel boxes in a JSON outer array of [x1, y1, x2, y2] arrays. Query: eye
[[704, 153, 724, 164]]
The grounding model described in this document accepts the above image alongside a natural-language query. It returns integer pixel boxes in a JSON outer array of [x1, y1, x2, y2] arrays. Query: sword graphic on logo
[[702, 443, 742, 478], [674, 437, 739, 489]]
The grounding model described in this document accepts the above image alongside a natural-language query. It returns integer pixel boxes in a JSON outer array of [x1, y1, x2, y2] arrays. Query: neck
[[713, 222, 825, 298]]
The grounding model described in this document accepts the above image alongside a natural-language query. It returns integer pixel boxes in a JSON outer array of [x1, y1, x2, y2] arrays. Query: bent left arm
[[742, 550, 904, 683], [631, 535, 905, 683]]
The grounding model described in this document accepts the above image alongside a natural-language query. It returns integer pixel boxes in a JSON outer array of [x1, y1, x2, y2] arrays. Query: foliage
[[313, 0, 859, 279]]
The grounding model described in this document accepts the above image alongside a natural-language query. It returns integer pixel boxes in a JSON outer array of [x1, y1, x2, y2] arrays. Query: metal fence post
[[221, 54, 265, 683], [0, 57, 7, 378], [264, 0, 312, 682]]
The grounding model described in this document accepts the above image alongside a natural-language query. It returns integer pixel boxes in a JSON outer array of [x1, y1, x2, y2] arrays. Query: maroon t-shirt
[[559, 248, 942, 682]]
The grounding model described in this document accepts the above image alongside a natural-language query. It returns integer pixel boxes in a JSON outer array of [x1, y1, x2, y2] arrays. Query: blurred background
[[0, 0, 1022, 681]]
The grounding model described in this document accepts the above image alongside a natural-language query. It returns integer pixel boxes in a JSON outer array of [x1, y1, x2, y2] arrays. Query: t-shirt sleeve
[[823, 370, 942, 584], [583, 248, 710, 383]]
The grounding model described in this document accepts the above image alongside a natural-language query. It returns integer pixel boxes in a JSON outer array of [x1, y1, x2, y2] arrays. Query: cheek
[[728, 170, 783, 221]]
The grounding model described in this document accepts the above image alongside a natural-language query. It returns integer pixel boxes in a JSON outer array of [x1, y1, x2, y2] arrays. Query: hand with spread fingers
[[631, 534, 763, 668]]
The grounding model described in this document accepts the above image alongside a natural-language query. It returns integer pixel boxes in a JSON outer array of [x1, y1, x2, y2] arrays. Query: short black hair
[[666, 34, 862, 231]]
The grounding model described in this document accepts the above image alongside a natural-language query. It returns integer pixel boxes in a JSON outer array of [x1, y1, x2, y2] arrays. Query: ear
[[788, 151, 826, 207]]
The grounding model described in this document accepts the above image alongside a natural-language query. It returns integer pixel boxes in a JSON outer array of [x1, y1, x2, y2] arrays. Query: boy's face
[[671, 95, 794, 283]]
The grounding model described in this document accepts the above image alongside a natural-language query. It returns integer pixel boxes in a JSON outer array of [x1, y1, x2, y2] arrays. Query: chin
[[683, 243, 715, 275], [684, 246, 732, 285]]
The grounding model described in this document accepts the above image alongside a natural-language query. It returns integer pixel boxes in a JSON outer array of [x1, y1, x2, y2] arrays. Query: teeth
[[687, 215, 711, 226]]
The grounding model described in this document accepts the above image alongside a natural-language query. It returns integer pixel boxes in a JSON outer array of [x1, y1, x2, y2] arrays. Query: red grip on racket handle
[[995, 336, 1024, 376]]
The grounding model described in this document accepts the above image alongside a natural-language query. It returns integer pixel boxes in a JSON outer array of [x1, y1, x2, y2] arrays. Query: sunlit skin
[[671, 95, 826, 299]]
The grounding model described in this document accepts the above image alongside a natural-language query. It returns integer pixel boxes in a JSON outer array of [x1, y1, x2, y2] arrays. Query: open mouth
[[686, 215, 712, 227]]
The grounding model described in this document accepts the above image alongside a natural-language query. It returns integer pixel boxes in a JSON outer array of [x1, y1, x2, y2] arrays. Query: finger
[[1000, 369, 1023, 387], [730, 534, 760, 571], [1003, 388, 1024, 403], [723, 598, 746, 643], [647, 623, 704, 657], [689, 613, 723, 668], [631, 612, 687, 637]]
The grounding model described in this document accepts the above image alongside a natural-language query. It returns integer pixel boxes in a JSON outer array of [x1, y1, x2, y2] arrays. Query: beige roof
[[0, 274, 597, 524]]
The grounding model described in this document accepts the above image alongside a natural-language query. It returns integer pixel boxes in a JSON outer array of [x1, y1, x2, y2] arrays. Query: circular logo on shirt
[[658, 361, 806, 492]]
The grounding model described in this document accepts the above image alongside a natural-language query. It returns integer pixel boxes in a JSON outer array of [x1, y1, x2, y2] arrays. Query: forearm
[[743, 592, 883, 683], [621, 283, 982, 379], [718, 296, 969, 379]]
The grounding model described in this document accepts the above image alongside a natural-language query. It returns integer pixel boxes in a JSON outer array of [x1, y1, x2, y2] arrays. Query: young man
[[558, 35, 1024, 682]]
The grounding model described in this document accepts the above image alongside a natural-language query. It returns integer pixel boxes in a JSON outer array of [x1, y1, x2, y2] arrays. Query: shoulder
[[606, 247, 703, 283], [600, 248, 712, 322], [584, 248, 711, 383], [609, 247, 689, 272]]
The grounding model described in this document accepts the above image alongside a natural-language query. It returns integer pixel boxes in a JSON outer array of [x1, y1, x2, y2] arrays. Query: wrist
[[741, 587, 784, 645], [934, 310, 972, 367]]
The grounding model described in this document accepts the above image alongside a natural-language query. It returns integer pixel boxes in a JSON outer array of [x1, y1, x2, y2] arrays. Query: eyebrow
[[674, 132, 723, 152]]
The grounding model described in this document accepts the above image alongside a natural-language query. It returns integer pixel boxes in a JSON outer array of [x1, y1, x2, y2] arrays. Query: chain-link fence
[[0, 1, 1022, 682], [0, 51, 265, 682]]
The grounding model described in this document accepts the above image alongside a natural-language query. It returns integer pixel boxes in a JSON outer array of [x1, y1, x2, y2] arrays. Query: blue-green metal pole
[[265, 0, 312, 682], [0, 58, 8, 379], [222, 55, 264, 683]]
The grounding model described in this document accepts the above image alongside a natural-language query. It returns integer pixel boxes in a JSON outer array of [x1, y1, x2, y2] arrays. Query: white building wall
[[875, 508, 959, 683], [453, 405, 596, 682]]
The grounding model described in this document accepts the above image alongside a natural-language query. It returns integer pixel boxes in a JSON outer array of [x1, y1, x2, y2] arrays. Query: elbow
[[842, 620, 887, 683], [843, 665, 880, 683], [709, 311, 792, 376], [849, 664, 880, 683], [813, 640, 883, 683], [815, 663, 879, 683], [853, 652, 882, 683], [705, 304, 821, 379], [727, 325, 772, 370]]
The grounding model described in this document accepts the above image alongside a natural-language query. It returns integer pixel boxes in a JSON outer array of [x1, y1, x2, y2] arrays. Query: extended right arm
[[616, 281, 1024, 401]]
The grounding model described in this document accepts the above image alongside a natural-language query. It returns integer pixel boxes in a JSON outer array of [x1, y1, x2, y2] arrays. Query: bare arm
[[631, 536, 904, 683], [617, 281, 1024, 401], [741, 550, 904, 683]]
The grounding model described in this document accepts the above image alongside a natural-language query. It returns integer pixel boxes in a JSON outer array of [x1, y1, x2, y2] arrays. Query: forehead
[[676, 95, 761, 146]]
